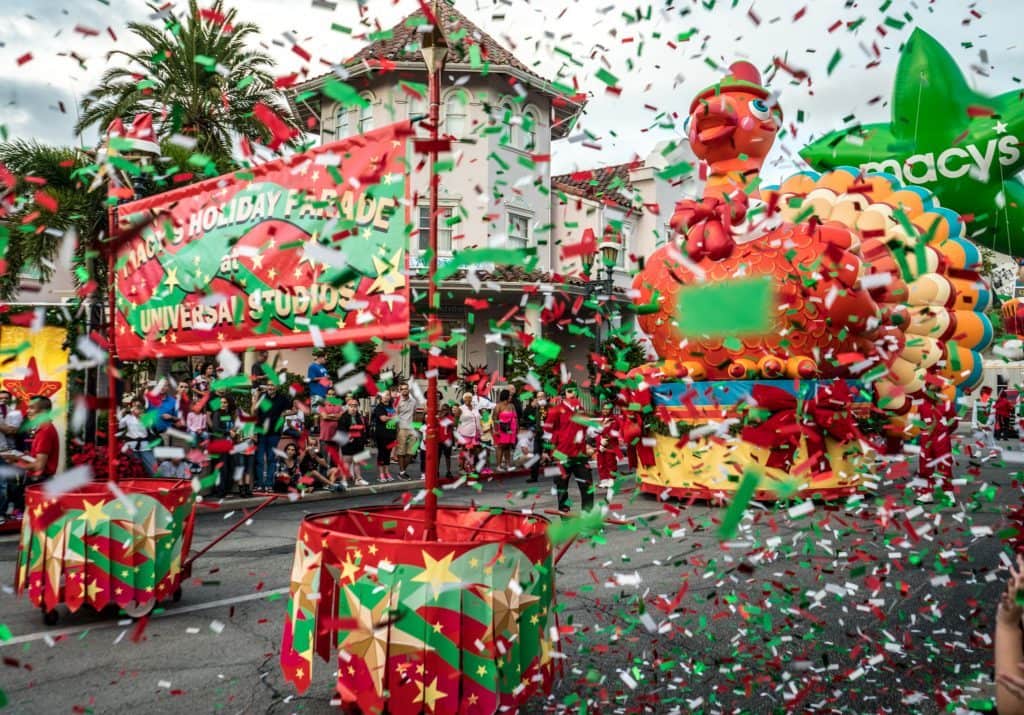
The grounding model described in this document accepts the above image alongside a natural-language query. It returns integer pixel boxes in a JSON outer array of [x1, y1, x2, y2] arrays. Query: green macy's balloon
[[800, 28, 1024, 256]]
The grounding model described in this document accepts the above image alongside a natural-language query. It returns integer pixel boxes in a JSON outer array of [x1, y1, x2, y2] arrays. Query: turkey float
[[627, 62, 992, 500]]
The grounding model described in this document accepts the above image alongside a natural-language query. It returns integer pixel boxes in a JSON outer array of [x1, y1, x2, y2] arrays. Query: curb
[[194, 477, 429, 512]]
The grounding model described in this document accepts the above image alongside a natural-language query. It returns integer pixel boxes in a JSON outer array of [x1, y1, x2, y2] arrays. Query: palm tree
[[75, 0, 296, 160], [0, 140, 106, 300]]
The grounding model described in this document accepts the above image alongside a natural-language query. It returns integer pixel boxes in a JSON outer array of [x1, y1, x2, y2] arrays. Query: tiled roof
[[411, 265, 628, 294], [346, 3, 548, 85], [551, 162, 643, 209]]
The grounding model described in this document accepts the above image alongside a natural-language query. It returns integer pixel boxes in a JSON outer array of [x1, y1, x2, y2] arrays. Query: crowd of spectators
[[113, 351, 633, 514]]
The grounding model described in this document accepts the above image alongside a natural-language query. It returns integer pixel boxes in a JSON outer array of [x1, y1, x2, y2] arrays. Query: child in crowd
[[186, 401, 209, 443], [155, 455, 190, 480], [299, 437, 343, 492], [275, 442, 302, 493]]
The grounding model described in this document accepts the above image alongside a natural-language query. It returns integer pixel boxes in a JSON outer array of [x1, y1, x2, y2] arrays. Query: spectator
[[307, 352, 331, 406], [995, 555, 1024, 714], [208, 389, 237, 497], [543, 383, 595, 513], [274, 442, 301, 493], [338, 397, 369, 487], [507, 383, 524, 420], [479, 408, 494, 470], [173, 381, 192, 431], [0, 389, 25, 452], [439, 403, 455, 478], [3, 395, 60, 516], [319, 387, 343, 465], [193, 362, 217, 395], [299, 437, 343, 491], [595, 403, 623, 488], [455, 392, 483, 474], [155, 455, 190, 480], [494, 390, 518, 471], [254, 383, 294, 493], [233, 407, 258, 498], [186, 399, 209, 444], [522, 393, 545, 483], [250, 349, 271, 390], [147, 382, 179, 441], [394, 382, 421, 480], [119, 398, 155, 475], [970, 385, 1000, 464], [372, 390, 397, 482]]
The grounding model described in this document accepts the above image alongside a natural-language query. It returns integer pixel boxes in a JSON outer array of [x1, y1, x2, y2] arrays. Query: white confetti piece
[[209, 620, 225, 635], [43, 465, 93, 497], [787, 501, 814, 519]]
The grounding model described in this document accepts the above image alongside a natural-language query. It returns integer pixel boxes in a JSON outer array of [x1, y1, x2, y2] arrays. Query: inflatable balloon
[[800, 28, 1024, 257]]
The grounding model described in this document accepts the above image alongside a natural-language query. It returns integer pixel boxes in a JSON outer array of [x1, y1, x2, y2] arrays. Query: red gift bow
[[670, 193, 749, 262], [741, 381, 862, 476]]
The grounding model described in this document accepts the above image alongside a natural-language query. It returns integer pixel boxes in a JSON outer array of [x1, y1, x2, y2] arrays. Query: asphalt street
[[0, 454, 1019, 714]]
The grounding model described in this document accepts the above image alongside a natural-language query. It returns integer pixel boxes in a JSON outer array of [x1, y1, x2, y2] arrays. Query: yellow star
[[293, 267, 303, 279], [431, 621, 443, 634], [79, 500, 107, 530], [411, 551, 461, 599], [413, 677, 448, 713], [469, 557, 479, 568], [339, 554, 361, 583], [86, 578, 104, 600], [268, 267, 278, 281], [169, 333, 178, 343], [252, 253, 264, 269], [164, 266, 181, 292], [476, 665, 487, 677], [367, 544, 378, 555], [368, 250, 406, 295]]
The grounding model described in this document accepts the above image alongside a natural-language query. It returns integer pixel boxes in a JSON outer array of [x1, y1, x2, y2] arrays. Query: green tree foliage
[[75, 0, 296, 160]]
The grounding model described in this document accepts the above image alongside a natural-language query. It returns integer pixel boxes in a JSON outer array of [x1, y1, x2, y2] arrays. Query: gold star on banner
[[79, 499, 107, 529], [368, 250, 405, 295], [164, 266, 181, 292], [368, 544, 378, 555], [252, 253, 264, 269], [476, 665, 487, 677], [337, 586, 431, 697], [268, 267, 278, 281], [431, 621, 443, 634], [411, 551, 461, 599], [413, 677, 448, 713], [468, 694, 479, 706], [293, 267, 303, 279]]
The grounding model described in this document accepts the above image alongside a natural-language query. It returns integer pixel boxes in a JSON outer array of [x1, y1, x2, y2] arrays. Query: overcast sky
[[0, 0, 1020, 175]]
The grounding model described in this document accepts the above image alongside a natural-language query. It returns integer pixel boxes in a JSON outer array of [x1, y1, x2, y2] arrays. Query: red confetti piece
[[16, 53, 32, 66]]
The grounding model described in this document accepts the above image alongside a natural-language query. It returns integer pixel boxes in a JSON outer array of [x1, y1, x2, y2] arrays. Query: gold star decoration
[[411, 551, 461, 599], [413, 677, 448, 713], [339, 554, 361, 584], [78, 499, 107, 530], [124, 507, 172, 560], [483, 562, 540, 641], [337, 586, 431, 697], [368, 250, 406, 295], [164, 266, 181, 292], [86, 578, 104, 600]]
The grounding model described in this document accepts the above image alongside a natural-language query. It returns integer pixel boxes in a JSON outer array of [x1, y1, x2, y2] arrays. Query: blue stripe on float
[[962, 351, 984, 390], [975, 286, 992, 312], [933, 207, 965, 241], [650, 379, 871, 407], [977, 312, 994, 352]]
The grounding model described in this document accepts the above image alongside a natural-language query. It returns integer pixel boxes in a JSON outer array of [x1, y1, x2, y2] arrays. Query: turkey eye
[[749, 99, 773, 121]]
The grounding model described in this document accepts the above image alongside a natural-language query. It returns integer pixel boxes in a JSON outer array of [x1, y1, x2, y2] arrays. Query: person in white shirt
[[119, 399, 155, 474], [970, 385, 1000, 463], [0, 390, 25, 452]]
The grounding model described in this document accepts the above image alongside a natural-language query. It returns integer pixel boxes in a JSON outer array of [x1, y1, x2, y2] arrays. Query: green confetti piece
[[322, 80, 370, 108], [194, 54, 216, 68], [676, 277, 774, 337], [657, 161, 693, 180], [529, 338, 562, 363], [0, 623, 11, 642], [827, 49, 842, 75], [595, 67, 619, 86], [469, 43, 483, 68], [718, 468, 759, 539]]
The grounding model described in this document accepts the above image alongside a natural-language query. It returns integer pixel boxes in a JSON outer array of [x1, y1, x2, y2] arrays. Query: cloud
[[0, 77, 80, 145]]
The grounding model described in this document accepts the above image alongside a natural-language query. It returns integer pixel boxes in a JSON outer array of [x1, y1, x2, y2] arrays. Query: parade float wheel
[[41, 606, 59, 626], [172, 586, 183, 603], [122, 599, 156, 619]]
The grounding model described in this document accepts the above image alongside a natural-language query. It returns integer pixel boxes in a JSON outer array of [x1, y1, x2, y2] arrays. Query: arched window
[[358, 93, 374, 134], [521, 106, 539, 151], [498, 99, 518, 147], [408, 93, 426, 120], [331, 104, 350, 140], [444, 91, 467, 138]]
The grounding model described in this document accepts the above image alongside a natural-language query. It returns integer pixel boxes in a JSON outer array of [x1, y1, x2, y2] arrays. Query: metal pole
[[424, 51, 443, 541], [106, 248, 119, 481]]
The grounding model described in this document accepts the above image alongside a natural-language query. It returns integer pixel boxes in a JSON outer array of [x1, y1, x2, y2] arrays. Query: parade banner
[[112, 121, 413, 359]]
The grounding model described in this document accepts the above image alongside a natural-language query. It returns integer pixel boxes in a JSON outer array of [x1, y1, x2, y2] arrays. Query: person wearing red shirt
[[3, 396, 60, 514], [595, 403, 623, 488], [543, 384, 594, 513]]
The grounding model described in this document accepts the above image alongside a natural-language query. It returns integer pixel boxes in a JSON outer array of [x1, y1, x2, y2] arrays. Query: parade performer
[[969, 386, 1000, 463], [595, 403, 623, 488], [543, 384, 594, 513]]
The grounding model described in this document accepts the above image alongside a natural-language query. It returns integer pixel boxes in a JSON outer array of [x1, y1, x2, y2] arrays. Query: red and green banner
[[280, 506, 554, 714], [16, 479, 196, 613], [112, 121, 413, 359]]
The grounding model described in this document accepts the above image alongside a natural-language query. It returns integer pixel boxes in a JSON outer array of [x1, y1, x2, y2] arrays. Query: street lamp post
[[420, 1, 448, 541], [581, 239, 621, 355]]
